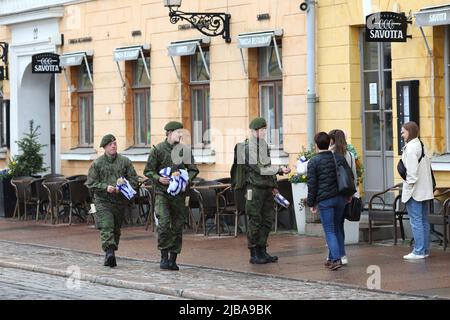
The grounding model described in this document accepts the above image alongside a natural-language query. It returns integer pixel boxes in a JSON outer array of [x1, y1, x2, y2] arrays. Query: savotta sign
[[32, 53, 61, 74], [366, 12, 408, 42]]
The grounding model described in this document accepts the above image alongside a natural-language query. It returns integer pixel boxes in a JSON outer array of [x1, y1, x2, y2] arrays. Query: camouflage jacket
[[144, 140, 199, 195], [85, 153, 139, 204], [244, 136, 280, 189]]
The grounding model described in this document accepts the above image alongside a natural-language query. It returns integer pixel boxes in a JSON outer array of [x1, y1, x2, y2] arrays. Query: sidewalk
[[0, 219, 449, 299]]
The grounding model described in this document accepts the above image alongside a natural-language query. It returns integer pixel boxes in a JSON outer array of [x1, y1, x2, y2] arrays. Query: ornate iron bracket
[[168, 7, 231, 43], [0, 42, 8, 80]]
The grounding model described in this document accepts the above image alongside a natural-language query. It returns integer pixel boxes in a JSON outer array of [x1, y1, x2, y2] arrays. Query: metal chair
[[273, 178, 295, 232], [192, 180, 221, 236], [10, 176, 34, 220], [42, 177, 68, 224], [428, 188, 450, 250], [368, 183, 405, 245], [59, 176, 90, 225]]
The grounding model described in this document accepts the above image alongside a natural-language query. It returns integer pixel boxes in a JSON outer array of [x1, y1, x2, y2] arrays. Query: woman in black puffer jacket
[[306, 132, 352, 271]]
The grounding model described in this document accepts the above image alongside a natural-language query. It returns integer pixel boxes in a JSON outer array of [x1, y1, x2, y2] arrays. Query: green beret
[[164, 121, 183, 131], [249, 117, 267, 130], [100, 134, 116, 148]]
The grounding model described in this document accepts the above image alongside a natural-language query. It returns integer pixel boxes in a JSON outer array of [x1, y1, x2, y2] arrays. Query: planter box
[[291, 182, 360, 243], [0, 178, 16, 218], [291, 182, 320, 234]]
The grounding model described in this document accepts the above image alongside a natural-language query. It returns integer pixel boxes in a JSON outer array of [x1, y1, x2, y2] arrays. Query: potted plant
[[288, 146, 318, 234], [0, 121, 47, 218]]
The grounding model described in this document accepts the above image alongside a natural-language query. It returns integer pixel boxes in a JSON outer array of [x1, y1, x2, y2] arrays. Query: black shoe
[[328, 260, 343, 271], [260, 246, 278, 263], [168, 252, 179, 271], [104, 249, 116, 268], [249, 247, 268, 264], [160, 250, 169, 270]]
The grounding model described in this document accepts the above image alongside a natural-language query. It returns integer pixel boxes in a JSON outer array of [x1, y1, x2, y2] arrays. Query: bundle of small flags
[[159, 167, 189, 197], [116, 177, 137, 200], [296, 155, 309, 175], [274, 193, 290, 208]]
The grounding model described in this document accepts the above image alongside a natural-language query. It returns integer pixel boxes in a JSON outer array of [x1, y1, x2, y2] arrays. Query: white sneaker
[[403, 252, 426, 260], [341, 256, 348, 265]]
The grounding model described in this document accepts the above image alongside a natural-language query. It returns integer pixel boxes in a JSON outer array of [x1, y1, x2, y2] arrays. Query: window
[[132, 57, 151, 146], [259, 43, 283, 148], [78, 60, 93, 147], [190, 50, 210, 148]]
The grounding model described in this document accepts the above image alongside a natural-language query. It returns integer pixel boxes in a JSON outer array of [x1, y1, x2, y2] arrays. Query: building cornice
[[0, 0, 92, 25]]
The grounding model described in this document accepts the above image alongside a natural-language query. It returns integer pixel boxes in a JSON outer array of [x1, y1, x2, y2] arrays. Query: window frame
[[258, 43, 283, 149], [132, 56, 151, 147], [190, 49, 210, 148]]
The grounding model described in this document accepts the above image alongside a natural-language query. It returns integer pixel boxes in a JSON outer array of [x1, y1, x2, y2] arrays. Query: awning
[[414, 5, 450, 56], [167, 37, 210, 80], [415, 5, 450, 27], [60, 51, 94, 86], [237, 29, 283, 75], [113, 44, 150, 87]]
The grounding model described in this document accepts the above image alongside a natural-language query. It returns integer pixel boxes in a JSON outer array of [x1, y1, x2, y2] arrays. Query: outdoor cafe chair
[[192, 180, 221, 236], [59, 177, 90, 225], [10, 176, 34, 220], [42, 177, 68, 224], [368, 183, 406, 245], [427, 188, 450, 251], [273, 178, 295, 233]]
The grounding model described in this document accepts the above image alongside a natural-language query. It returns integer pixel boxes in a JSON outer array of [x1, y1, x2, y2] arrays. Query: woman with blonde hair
[[399, 121, 434, 260]]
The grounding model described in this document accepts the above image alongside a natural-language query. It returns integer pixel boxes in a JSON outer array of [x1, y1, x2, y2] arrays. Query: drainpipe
[[305, 0, 317, 150]]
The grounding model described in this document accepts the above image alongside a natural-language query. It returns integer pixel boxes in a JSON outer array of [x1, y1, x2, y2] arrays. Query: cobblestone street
[[0, 267, 180, 300], [0, 240, 434, 300]]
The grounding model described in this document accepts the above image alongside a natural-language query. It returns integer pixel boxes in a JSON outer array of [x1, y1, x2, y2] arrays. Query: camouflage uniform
[[85, 152, 138, 252], [245, 117, 283, 264], [144, 139, 199, 255]]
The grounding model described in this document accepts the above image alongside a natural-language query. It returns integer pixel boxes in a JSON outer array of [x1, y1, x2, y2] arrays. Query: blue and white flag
[[159, 167, 189, 197], [116, 177, 137, 200], [274, 193, 290, 208]]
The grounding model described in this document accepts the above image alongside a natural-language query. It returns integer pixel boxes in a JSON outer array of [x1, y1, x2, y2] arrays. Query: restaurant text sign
[[366, 12, 407, 42]]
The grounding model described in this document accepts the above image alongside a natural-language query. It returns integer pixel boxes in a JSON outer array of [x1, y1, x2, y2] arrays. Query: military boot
[[104, 249, 116, 267], [260, 246, 278, 263], [249, 247, 268, 264], [168, 252, 179, 271], [160, 250, 169, 270]]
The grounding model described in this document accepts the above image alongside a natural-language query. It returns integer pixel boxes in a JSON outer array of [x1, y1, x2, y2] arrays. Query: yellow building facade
[[0, 0, 449, 200]]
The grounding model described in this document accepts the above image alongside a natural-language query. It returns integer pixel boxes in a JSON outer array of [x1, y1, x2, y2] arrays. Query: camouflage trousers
[[93, 200, 126, 252], [155, 194, 187, 254], [245, 186, 274, 249]]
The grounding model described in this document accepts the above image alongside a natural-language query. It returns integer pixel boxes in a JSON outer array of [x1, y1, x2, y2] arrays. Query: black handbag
[[332, 153, 356, 197], [345, 197, 362, 221], [397, 159, 407, 180]]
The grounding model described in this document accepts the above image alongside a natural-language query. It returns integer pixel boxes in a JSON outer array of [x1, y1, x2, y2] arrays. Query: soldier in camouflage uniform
[[85, 134, 139, 268], [144, 121, 199, 271], [245, 118, 291, 264]]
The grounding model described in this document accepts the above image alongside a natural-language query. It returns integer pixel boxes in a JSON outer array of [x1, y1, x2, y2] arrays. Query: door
[[49, 74, 56, 174], [361, 31, 394, 201]]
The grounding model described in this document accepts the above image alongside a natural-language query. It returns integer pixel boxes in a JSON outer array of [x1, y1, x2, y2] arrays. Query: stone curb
[[0, 240, 444, 300]]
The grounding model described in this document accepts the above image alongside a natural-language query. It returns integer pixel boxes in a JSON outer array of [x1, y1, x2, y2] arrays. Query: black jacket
[[306, 151, 352, 207]]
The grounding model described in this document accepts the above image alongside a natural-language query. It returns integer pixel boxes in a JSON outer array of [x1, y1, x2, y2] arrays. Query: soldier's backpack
[[230, 139, 248, 190]]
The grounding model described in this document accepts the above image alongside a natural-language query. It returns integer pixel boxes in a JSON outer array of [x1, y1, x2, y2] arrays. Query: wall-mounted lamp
[[163, 0, 231, 43]]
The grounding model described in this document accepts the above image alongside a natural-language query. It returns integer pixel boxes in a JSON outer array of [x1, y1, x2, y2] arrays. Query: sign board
[[32, 53, 61, 74], [366, 12, 407, 42], [0, 66, 5, 80]]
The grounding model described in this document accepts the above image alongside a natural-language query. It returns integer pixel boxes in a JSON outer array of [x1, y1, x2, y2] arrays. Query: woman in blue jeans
[[400, 122, 434, 260], [307, 132, 353, 270]]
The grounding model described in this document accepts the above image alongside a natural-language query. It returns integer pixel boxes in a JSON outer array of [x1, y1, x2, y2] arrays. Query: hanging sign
[[32, 53, 61, 74], [366, 12, 408, 42]]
